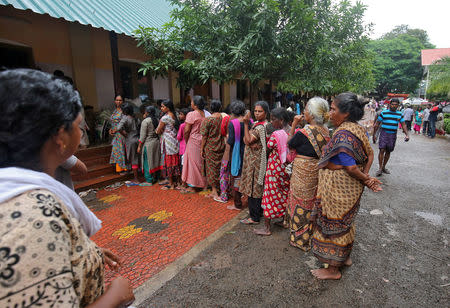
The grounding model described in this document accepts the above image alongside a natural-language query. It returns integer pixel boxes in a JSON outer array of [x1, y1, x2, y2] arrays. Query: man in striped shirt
[[373, 98, 409, 176]]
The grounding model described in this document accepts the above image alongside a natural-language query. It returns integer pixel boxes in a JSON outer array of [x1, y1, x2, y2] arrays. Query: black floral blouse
[[0, 189, 104, 307]]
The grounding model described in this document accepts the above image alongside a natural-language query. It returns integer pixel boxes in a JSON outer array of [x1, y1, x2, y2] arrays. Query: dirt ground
[[138, 133, 449, 307]]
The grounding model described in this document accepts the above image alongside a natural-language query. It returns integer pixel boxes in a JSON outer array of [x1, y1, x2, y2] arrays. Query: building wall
[[0, 6, 174, 110]]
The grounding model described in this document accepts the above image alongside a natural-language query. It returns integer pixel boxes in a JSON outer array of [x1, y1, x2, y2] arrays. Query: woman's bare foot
[[226, 205, 242, 211], [344, 257, 352, 266], [253, 227, 271, 236], [311, 268, 342, 280]]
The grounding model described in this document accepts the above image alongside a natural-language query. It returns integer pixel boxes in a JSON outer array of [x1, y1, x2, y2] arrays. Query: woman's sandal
[[240, 218, 259, 225], [213, 196, 227, 203], [161, 185, 172, 190], [180, 188, 195, 194]]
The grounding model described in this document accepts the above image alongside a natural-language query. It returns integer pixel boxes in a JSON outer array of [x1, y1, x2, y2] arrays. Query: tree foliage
[[134, 0, 375, 96], [427, 57, 450, 100], [368, 25, 435, 97]]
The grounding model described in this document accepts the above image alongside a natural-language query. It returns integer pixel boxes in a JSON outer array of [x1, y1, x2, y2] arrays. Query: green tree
[[427, 57, 450, 100], [369, 25, 434, 97], [134, 0, 375, 103]]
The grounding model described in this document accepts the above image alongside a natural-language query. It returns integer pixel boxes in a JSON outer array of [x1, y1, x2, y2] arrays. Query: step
[[75, 145, 112, 162], [72, 164, 115, 182], [82, 154, 111, 168], [74, 173, 133, 192]]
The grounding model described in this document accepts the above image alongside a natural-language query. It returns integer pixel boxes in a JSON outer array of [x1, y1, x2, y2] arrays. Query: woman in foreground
[[0, 69, 134, 307], [287, 97, 330, 251], [311, 92, 382, 280]]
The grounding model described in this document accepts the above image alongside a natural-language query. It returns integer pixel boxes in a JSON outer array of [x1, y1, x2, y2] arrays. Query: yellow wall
[[117, 34, 147, 62], [0, 6, 72, 66], [0, 6, 178, 109]]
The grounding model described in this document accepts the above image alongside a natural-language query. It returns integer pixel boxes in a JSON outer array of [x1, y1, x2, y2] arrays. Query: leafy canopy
[[368, 25, 435, 97], [427, 57, 450, 100], [134, 0, 375, 95]]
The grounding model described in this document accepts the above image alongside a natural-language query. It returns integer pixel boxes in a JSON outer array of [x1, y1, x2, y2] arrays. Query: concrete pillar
[[68, 24, 98, 109]]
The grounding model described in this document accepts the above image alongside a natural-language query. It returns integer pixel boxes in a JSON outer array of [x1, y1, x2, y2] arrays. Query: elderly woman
[[239, 101, 270, 224], [254, 107, 291, 236], [287, 97, 330, 251], [311, 92, 382, 280], [182, 95, 207, 193], [109, 94, 127, 173], [0, 69, 134, 307], [200, 100, 225, 198], [138, 106, 162, 184]]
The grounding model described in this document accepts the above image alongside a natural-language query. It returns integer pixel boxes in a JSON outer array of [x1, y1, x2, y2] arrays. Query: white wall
[[229, 81, 237, 102], [211, 80, 220, 99], [152, 76, 170, 100], [95, 69, 115, 110]]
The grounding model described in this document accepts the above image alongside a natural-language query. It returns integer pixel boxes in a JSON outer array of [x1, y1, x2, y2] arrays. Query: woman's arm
[[344, 165, 382, 192], [156, 120, 165, 135], [184, 123, 192, 143], [363, 150, 374, 174], [289, 115, 303, 141], [86, 276, 134, 308]]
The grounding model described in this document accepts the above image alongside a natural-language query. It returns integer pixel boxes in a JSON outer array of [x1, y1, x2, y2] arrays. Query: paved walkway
[[85, 185, 239, 289], [137, 134, 450, 307]]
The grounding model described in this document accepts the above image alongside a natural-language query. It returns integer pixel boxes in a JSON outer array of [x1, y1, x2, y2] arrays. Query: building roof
[[0, 0, 173, 36], [421, 48, 450, 66]]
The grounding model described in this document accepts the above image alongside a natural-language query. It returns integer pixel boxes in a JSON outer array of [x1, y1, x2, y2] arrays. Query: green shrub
[[444, 118, 450, 134]]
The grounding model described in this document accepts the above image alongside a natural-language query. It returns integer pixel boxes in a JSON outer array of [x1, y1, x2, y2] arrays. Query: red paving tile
[[90, 185, 239, 288]]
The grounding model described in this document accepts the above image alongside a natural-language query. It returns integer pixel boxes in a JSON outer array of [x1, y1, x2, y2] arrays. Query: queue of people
[[105, 87, 384, 280], [1, 69, 386, 308]]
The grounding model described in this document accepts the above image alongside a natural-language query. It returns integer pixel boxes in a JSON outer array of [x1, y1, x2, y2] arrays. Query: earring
[[63, 144, 66, 149]]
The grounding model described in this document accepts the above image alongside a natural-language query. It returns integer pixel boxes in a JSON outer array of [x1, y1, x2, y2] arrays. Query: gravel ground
[[139, 133, 450, 307]]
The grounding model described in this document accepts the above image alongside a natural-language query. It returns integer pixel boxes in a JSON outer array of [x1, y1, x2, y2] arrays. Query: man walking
[[422, 104, 430, 135], [373, 98, 410, 176], [402, 104, 414, 131]]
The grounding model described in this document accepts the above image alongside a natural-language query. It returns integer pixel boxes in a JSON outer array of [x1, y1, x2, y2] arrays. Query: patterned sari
[[287, 125, 330, 251], [311, 122, 373, 266], [109, 108, 127, 170]]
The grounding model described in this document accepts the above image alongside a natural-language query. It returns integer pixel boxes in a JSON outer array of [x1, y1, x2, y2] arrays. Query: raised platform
[[73, 145, 132, 192]]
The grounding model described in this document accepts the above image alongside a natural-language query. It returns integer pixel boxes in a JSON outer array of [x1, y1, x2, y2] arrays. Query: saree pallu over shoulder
[[311, 122, 370, 267], [318, 122, 372, 169]]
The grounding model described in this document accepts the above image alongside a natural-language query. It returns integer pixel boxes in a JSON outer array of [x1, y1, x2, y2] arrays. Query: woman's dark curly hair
[[145, 105, 159, 129], [230, 100, 246, 117], [270, 107, 289, 124], [0, 69, 81, 170], [210, 99, 222, 113], [334, 92, 367, 122], [193, 95, 206, 110]]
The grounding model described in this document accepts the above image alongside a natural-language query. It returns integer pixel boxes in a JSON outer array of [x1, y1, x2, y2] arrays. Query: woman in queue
[[287, 97, 330, 251], [226, 100, 247, 210], [112, 102, 140, 183], [311, 92, 382, 280], [156, 99, 181, 190], [138, 105, 162, 184], [0, 69, 134, 307], [182, 95, 207, 193], [109, 94, 127, 174], [239, 101, 270, 225], [200, 99, 225, 198], [254, 107, 291, 235]]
